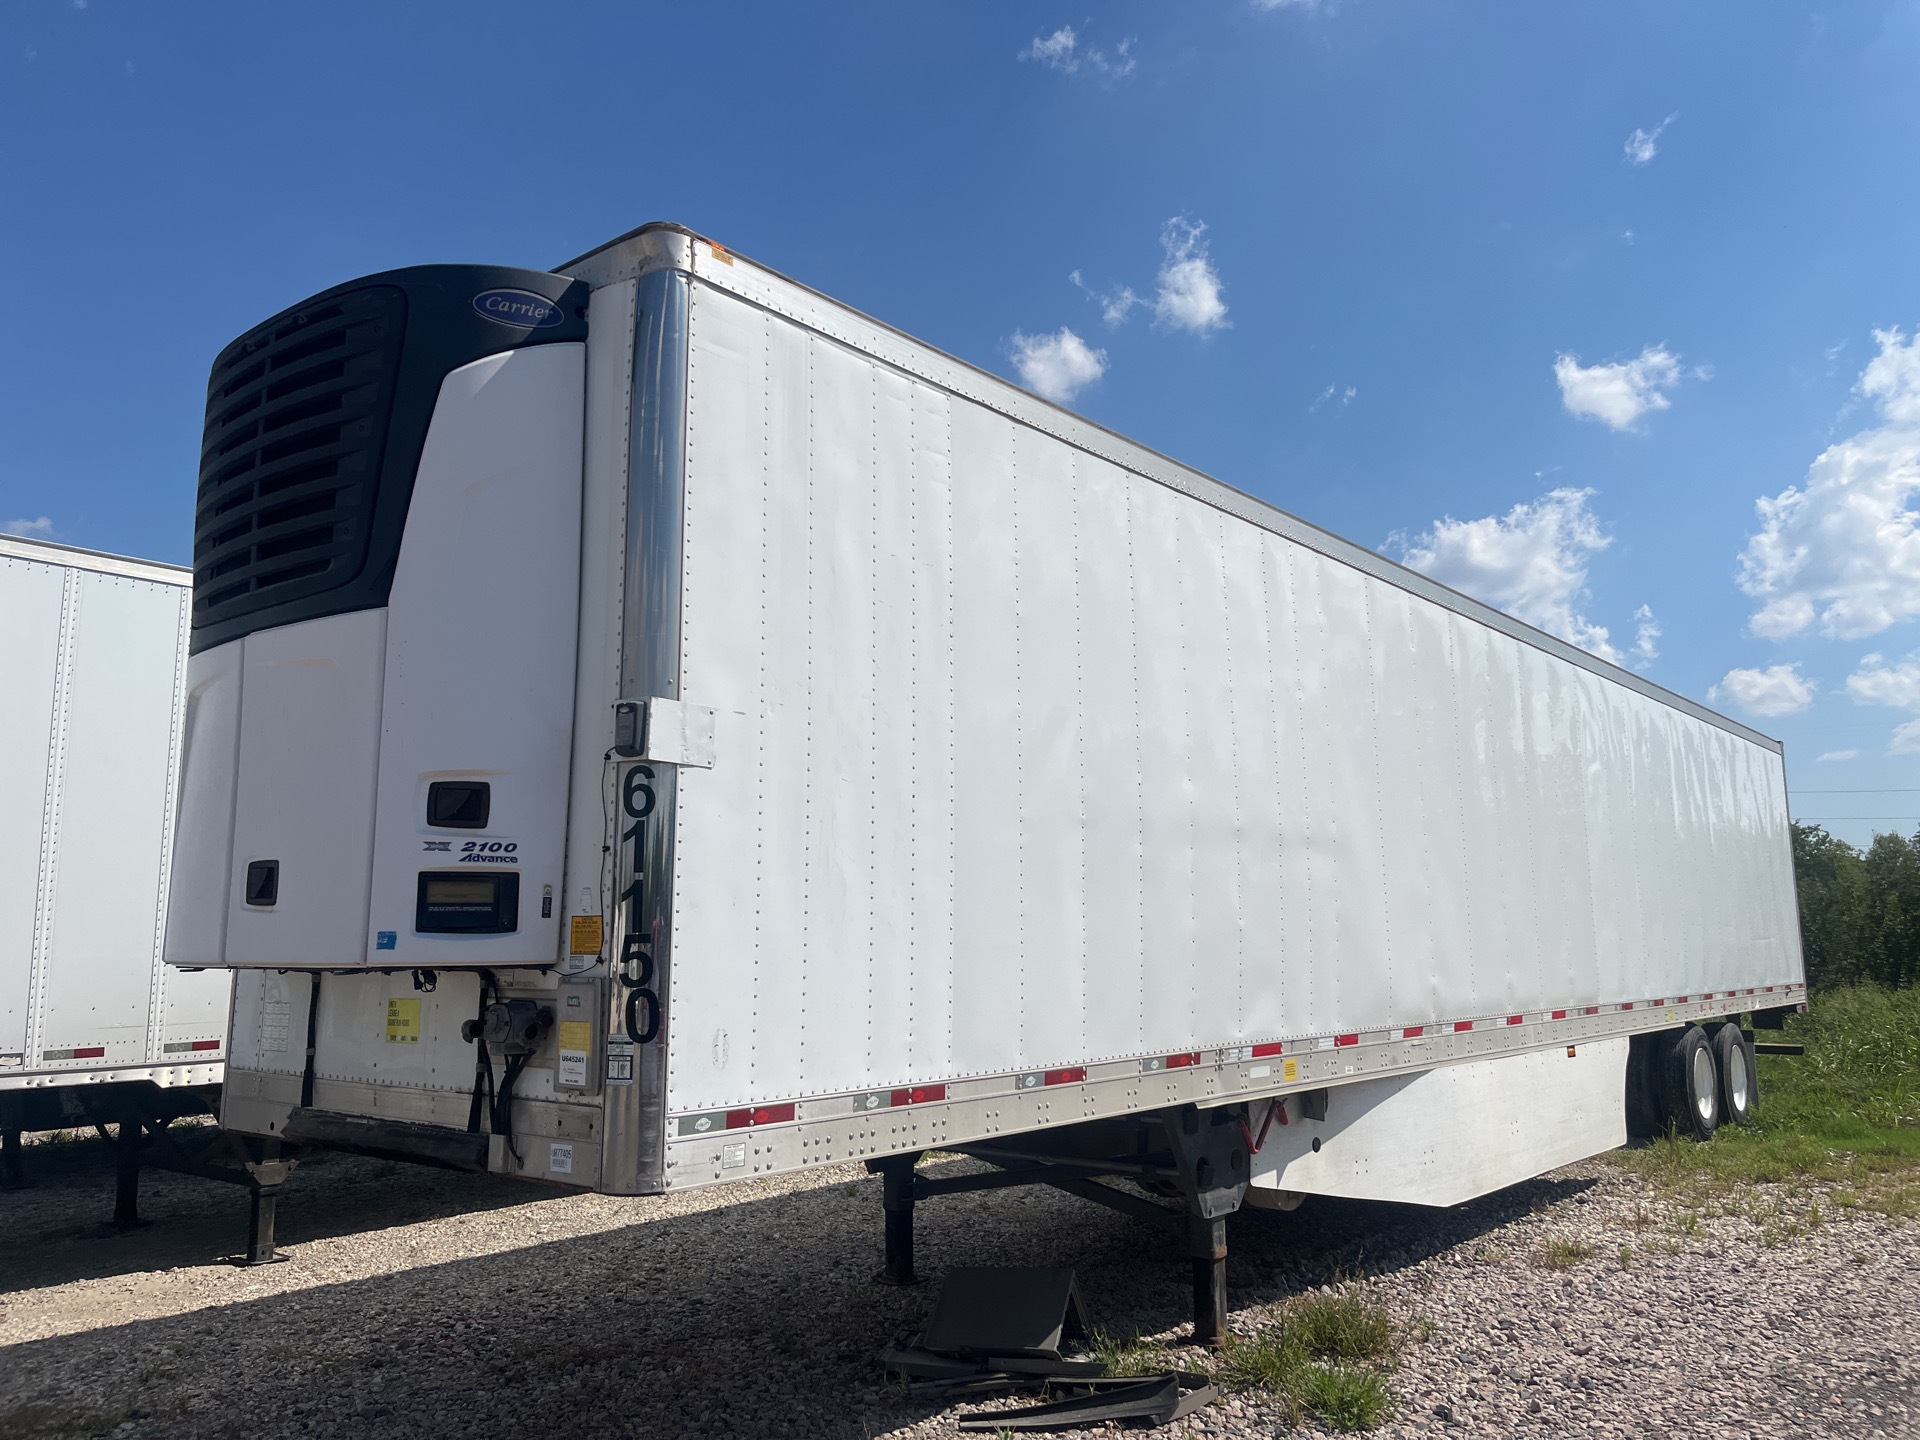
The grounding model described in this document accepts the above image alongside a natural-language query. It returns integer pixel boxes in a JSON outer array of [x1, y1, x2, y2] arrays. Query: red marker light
[[1401, 1025, 1424, 1039], [1043, 1067, 1086, 1086], [1333, 1034, 1359, 1048], [73, 1046, 105, 1059], [890, 1085, 946, 1106], [1165, 1052, 1201, 1069], [1250, 1042, 1284, 1058], [1454, 1021, 1474, 1033], [725, 1103, 796, 1128]]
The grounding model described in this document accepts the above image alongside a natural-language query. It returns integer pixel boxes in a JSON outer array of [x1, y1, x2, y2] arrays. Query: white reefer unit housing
[[2, 535, 226, 1135], [175, 227, 1804, 1328]]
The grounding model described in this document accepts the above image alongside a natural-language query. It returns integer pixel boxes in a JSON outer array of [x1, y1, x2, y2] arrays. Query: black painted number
[[619, 765, 661, 1045]]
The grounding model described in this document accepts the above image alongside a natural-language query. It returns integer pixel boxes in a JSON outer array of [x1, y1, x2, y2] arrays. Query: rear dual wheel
[[1658, 1025, 1720, 1141], [1711, 1021, 1757, 1127]]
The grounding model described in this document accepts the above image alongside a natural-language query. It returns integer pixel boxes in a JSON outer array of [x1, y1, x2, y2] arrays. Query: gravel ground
[[2, 1129, 1915, 1439]]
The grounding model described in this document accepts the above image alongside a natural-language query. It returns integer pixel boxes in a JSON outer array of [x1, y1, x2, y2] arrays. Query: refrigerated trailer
[[2, 535, 228, 1184], [168, 223, 1806, 1336]]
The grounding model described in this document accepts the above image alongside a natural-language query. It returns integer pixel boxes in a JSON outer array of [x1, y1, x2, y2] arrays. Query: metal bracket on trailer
[[73, 1085, 304, 1265], [867, 1104, 1249, 1346]]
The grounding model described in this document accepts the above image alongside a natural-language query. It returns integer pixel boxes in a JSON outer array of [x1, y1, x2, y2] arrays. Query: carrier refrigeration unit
[[168, 224, 1806, 1338], [3, 535, 229, 1185]]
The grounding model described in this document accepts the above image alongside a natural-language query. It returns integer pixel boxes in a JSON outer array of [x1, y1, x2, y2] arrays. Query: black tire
[[1710, 1022, 1756, 1125], [1657, 1025, 1719, 1141], [1624, 1033, 1665, 1139]]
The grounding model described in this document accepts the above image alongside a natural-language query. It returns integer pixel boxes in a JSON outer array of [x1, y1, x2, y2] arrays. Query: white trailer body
[[169, 226, 1806, 1221], [2, 536, 226, 1110]]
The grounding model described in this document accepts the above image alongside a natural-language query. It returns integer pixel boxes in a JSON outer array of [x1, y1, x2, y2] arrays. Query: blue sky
[[4, 1, 1918, 844]]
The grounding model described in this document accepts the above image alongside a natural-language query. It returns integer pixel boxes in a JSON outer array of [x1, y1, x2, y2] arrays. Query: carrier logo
[[472, 288, 565, 329]]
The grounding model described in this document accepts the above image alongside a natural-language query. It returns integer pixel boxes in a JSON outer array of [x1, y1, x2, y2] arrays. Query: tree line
[[1792, 822, 1920, 990]]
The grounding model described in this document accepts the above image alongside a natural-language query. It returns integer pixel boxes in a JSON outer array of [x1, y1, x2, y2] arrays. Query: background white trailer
[[168, 225, 1805, 1334], [1, 534, 226, 1182]]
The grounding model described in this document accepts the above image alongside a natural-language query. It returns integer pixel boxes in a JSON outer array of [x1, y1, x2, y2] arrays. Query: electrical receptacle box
[[554, 976, 604, 1095]]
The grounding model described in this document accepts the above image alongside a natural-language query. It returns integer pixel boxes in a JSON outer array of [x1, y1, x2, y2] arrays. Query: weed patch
[[1216, 1290, 1402, 1431], [1535, 1237, 1597, 1270], [1087, 1329, 1167, 1379]]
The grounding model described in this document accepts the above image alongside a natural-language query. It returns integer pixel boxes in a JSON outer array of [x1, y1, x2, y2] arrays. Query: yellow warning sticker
[[557, 1020, 592, 1088], [386, 997, 421, 1045], [570, 915, 604, 955], [1282, 1057, 1298, 1083]]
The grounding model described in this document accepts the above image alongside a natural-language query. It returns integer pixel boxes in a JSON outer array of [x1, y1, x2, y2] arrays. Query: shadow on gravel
[[2, 1151, 1597, 1440], [0, 1134, 550, 1292]]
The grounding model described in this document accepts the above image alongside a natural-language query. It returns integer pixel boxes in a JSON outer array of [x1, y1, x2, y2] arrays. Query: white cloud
[[1071, 217, 1228, 336], [1019, 25, 1135, 79], [1010, 327, 1108, 404], [1736, 327, 1920, 640], [1553, 344, 1684, 430], [1817, 749, 1859, 762], [1844, 652, 1920, 754], [1846, 651, 1920, 709], [1022, 26, 1077, 69], [1860, 325, 1920, 424], [1252, 0, 1319, 8], [1385, 487, 1639, 664], [1070, 270, 1142, 327], [1308, 384, 1357, 413], [1623, 114, 1677, 166], [4, 516, 55, 539], [1709, 664, 1816, 718], [1152, 218, 1228, 335], [1631, 604, 1661, 667]]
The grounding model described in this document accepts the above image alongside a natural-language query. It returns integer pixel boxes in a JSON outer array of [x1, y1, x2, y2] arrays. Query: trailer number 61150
[[619, 765, 661, 1045]]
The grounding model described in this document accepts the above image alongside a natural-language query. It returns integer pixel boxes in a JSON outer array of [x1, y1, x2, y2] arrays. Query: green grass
[[1287, 1290, 1398, 1361], [1216, 1291, 1400, 1431], [1087, 1328, 1170, 1379], [1535, 1237, 1598, 1270], [1617, 986, 1920, 1213], [1298, 1364, 1394, 1431]]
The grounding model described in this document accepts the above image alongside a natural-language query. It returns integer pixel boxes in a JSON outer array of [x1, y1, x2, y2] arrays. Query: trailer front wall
[[657, 282, 1799, 1116]]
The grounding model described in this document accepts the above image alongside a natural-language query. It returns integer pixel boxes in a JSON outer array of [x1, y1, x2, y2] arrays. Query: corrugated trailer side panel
[[664, 278, 1800, 1117], [0, 555, 67, 1068], [1, 539, 227, 1087], [38, 571, 186, 1063]]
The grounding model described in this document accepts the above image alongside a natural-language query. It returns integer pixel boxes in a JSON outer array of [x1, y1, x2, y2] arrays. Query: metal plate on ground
[[921, 1266, 1090, 1359]]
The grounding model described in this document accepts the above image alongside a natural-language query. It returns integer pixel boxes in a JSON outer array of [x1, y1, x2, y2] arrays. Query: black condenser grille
[[193, 285, 406, 633]]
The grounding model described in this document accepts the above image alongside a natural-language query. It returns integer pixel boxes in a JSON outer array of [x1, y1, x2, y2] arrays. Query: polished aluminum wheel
[[1723, 1040, 1750, 1114], [1692, 1045, 1717, 1125]]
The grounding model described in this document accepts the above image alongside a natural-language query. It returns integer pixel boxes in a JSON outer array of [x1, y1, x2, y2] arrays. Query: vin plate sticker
[[605, 1038, 634, 1084]]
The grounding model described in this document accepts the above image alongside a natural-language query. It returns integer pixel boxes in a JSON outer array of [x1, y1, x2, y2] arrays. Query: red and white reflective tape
[[664, 983, 1810, 1139]]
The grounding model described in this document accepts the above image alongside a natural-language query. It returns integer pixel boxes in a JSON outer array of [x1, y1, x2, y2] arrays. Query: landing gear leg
[[238, 1144, 295, 1267], [874, 1151, 923, 1285], [1189, 1213, 1228, 1347], [113, 1094, 146, 1231]]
